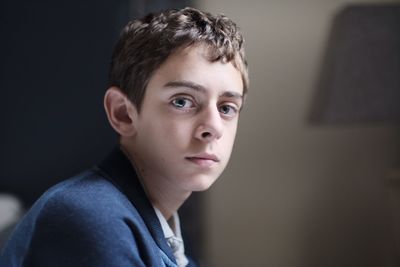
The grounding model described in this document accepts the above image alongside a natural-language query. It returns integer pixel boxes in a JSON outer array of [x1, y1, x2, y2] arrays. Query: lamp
[[309, 4, 400, 125]]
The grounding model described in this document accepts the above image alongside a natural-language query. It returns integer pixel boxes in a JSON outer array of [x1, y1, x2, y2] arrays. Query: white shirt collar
[[154, 207, 189, 267], [154, 207, 176, 239]]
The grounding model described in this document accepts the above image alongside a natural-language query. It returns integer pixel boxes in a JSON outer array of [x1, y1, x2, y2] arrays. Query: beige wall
[[197, 0, 400, 266]]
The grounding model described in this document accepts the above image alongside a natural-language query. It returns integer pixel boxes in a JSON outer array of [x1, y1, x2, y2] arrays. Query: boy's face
[[126, 45, 243, 192]]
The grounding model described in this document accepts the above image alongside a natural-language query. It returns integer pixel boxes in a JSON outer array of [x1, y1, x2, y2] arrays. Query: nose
[[194, 106, 223, 142]]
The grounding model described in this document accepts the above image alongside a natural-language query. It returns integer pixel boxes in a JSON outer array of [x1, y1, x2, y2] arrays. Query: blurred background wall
[[198, 0, 400, 266]]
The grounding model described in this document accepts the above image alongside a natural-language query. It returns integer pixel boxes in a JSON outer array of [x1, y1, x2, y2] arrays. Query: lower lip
[[186, 157, 217, 168]]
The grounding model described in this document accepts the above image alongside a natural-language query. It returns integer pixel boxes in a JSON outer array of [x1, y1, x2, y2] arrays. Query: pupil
[[177, 99, 185, 106], [175, 99, 185, 107]]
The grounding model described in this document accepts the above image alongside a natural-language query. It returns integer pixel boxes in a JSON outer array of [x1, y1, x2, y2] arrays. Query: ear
[[104, 86, 138, 137]]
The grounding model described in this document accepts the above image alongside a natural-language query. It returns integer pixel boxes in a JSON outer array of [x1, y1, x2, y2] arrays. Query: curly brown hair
[[109, 7, 249, 111]]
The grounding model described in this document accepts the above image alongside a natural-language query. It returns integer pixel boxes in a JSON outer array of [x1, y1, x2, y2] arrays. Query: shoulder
[[3, 170, 156, 266], [39, 170, 135, 217], [33, 169, 147, 237]]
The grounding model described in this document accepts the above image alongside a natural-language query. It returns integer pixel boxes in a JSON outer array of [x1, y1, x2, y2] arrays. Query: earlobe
[[104, 86, 138, 137]]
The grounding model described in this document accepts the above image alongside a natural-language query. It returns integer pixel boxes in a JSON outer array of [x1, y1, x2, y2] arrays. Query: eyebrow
[[164, 80, 243, 100]]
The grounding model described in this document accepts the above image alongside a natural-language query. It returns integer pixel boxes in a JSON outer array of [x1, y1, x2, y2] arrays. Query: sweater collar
[[97, 146, 176, 264]]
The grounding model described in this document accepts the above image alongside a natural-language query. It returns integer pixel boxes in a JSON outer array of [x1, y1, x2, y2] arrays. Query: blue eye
[[171, 97, 194, 109], [219, 105, 238, 116]]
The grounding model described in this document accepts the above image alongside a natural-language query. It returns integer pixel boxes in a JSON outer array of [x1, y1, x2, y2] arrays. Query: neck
[[149, 183, 191, 220]]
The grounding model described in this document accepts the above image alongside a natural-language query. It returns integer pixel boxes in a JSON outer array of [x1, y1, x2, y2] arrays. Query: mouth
[[185, 153, 220, 168]]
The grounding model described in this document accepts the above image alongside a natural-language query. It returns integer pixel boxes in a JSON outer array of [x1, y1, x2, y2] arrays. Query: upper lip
[[186, 153, 220, 162]]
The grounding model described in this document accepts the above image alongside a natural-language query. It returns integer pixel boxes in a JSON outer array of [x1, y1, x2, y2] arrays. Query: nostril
[[201, 132, 211, 138]]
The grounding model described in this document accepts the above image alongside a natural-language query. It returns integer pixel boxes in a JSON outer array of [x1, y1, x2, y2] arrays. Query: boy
[[0, 7, 248, 267]]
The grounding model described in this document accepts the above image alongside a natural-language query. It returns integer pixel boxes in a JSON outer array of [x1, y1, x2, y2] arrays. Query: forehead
[[148, 44, 244, 96]]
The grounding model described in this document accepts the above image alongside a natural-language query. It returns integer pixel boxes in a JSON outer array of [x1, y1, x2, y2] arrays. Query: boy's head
[[104, 7, 248, 193], [108, 7, 248, 112]]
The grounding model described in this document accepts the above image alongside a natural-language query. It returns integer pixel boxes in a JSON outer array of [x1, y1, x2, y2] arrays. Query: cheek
[[151, 117, 194, 149], [225, 121, 238, 141], [221, 124, 238, 153]]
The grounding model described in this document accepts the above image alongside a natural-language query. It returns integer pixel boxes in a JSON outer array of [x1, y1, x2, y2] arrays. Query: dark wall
[[0, 0, 127, 206]]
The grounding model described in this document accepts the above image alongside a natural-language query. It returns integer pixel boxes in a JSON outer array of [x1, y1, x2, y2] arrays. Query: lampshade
[[310, 4, 400, 124]]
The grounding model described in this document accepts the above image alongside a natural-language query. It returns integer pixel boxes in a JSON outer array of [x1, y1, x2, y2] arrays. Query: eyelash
[[170, 96, 239, 118], [218, 104, 238, 117], [170, 96, 196, 110]]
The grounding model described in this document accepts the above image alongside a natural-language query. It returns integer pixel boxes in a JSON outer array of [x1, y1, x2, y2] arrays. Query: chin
[[185, 173, 219, 192]]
